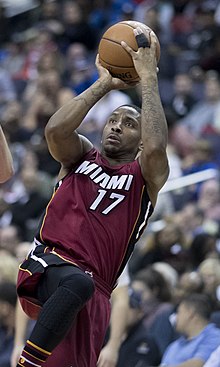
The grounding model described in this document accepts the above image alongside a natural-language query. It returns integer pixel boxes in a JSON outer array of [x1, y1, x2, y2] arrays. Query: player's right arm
[[45, 60, 131, 175], [10, 300, 30, 367], [0, 125, 14, 183]]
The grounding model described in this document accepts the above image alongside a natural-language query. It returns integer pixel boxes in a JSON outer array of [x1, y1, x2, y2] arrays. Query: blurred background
[[1, 1, 220, 366]]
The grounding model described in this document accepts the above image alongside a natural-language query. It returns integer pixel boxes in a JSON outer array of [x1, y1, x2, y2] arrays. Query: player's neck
[[101, 152, 136, 166]]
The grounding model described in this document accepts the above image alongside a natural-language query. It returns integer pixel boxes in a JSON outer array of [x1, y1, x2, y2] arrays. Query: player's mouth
[[107, 134, 121, 143]]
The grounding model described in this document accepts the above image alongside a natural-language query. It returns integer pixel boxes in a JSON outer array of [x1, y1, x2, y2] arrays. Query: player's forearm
[[0, 125, 13, 183], [108, 286, 129, 349], [14, 300, 29, 345], [141, 75, 168, 150], [45, 78, 111, 138]]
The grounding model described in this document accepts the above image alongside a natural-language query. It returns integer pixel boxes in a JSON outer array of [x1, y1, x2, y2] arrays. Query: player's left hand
[[121, 27, 158, 80]]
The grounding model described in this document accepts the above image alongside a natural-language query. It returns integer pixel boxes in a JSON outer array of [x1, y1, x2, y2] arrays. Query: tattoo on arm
[[75, 80, 110, 108], [142, 81, 167, 140]]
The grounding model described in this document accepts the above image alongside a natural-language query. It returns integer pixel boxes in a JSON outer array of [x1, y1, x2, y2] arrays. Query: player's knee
[[60, 272, 95, 304]]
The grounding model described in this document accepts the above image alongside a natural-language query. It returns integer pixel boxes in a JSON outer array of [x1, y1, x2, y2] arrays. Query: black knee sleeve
[[60, 271, 95, 304], [39, 285, 83, 334], [30, 284, 89, 351], [30, 266, 96, 351]]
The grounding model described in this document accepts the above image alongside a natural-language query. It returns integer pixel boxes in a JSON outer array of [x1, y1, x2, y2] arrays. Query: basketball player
[[0, 125, 13, 183], [16, 27, 169, 367]]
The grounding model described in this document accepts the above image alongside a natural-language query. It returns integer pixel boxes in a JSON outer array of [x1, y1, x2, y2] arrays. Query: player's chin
[[103, 142, 120, 153]]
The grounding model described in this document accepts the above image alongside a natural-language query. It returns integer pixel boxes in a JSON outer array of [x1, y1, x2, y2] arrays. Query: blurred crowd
[[1, 0, 220, 366]]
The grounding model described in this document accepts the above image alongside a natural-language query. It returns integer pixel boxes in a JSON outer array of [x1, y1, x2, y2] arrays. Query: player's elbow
[[44, 116, 61, 143]]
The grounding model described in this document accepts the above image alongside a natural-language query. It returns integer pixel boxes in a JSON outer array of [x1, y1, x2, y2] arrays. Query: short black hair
[[181, 293, 214, 320], [119, 104, 141, 115]]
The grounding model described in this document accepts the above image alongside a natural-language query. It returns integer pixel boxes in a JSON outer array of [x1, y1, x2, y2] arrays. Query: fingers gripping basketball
[[98, 20, 160, 83]]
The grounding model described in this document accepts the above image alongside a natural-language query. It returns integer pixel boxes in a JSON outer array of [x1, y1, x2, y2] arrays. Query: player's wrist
[[98, 76, 112, 92], [140, 72, 158, 83]]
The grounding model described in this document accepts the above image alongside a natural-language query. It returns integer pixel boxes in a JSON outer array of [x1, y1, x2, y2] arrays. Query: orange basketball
[[98, 20, 160, 83]]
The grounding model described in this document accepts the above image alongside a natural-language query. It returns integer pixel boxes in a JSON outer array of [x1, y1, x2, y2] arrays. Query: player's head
[[101, 105, 142, 160]]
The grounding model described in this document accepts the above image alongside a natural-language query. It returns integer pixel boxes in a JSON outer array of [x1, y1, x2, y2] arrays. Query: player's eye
[[125, 121, 133, 127], [109, 118, 116, 124]]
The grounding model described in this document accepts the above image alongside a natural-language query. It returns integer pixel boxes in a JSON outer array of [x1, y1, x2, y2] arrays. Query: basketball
[[98, 20, 161, 83]]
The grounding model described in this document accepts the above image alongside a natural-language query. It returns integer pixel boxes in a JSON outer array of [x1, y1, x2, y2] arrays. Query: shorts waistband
[[34, 238, 112, 299]]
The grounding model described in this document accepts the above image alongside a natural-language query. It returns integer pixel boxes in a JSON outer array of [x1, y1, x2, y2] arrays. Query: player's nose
[[111, 120, 122, 133]]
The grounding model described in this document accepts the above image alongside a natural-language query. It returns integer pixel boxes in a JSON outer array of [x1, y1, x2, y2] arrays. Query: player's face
[[101, 106, 141, 158]]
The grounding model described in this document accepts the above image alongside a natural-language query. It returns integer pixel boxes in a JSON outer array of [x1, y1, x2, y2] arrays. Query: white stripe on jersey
[[135, 201, 151, 240]]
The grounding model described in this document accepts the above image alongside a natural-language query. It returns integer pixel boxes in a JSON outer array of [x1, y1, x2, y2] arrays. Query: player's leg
[[17, 265, 95, 367]]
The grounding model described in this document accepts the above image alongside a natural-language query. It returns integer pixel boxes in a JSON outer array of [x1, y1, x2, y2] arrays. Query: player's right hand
[[97, 343, 119, 367], [95, 54, 138, 90]]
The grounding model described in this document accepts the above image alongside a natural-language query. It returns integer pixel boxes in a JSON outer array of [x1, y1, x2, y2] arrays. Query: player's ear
[[139, 141, 144, 151], [135, 141, 143, 159]]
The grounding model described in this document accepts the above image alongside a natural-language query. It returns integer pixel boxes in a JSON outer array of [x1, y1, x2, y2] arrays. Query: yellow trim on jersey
[[18, 266, 32, 275], [21, 349, 45, 362], [39, 189, 57, 242], [51, 249, 79, 267], [27, 340, 51, 355]]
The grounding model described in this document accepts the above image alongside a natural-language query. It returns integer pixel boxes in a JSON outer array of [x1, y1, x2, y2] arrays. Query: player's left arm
[[121, 29, 169, 207], [0, 125, 14, 183], [139, 48, 169, 206]]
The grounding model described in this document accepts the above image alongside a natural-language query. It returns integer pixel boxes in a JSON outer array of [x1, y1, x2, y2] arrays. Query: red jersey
[[36, 148, 153, 288]]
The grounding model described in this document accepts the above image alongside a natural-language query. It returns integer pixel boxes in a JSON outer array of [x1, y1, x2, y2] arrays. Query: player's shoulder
[[79, 134, 94, 153]]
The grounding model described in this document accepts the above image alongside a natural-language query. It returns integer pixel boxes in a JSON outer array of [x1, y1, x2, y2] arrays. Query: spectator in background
[[160, 293, 220, 367], [0, 66, 17, 115], [11, 27, 57, 87], [172, 271, 204, 306], [22, 70, 75, 133], [174, 203, 205, 244], [200, 35, 220, 74], [189, 232, 218, 270], [36, 0, 63, 37], [152, 262, 178, 291], [115, 285, 161, 367], [132, 267, 173, 328], [198, 258, 220, 310], [19, 148, 54, 200], [0, 225, 21, 256], [149, 270, 207, 358], [179, 71, 220, 138], [181, 139, 219, 181], [197, 179, 220, 223], [170, 71, 220, 164], [23, 49, 65, 104], [10, 167, 48, 241], [129, 220, 189, 276], [15, 241, 33, 265], [59, 0, 97, 53], [0, 250, 18, 283], [1, 101, 31, 144], [64, 43, 97, 95], [204, 344, 220, 367], [0, 281, 17, 367], [169, 73, 197, 119], [0, 125, 14, 183]]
